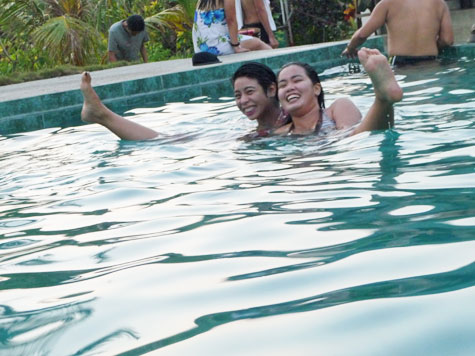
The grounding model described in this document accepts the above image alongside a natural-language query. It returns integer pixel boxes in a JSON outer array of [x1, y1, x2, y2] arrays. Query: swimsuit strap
[[252, 109, 291, 138], [289, 110, 323, 136], [276, 108, 292, 127]]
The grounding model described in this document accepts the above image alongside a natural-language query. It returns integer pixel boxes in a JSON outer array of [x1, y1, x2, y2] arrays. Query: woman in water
[[274, 47, 403, 136], [192, 0, 270, 55], [80, 62, 288, 140]]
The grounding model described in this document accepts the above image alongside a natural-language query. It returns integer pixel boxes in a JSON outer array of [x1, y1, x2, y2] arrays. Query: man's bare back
[[240, 0, 279, 48], [343, 0, 454, 57], [241, 0, 260, 24]]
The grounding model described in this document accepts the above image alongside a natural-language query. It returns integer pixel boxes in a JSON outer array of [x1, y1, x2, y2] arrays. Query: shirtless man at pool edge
[[342, 0, 454, 65]]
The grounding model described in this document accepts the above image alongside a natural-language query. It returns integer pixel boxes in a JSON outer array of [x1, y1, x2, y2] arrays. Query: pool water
[[1, 58, 474, 355]]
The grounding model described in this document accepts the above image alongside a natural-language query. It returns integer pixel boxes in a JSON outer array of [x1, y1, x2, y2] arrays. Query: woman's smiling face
[[277, 64, 321, 116], [234, 77, 275, 121]]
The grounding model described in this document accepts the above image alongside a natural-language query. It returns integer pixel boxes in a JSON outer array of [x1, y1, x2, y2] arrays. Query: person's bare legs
[[352, 48, 403, 135], [81, 72, 159, 140], [240, 37, 272, 51]]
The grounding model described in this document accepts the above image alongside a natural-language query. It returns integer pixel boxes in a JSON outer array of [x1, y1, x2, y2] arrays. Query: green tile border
[[0, 37, 473, 135]]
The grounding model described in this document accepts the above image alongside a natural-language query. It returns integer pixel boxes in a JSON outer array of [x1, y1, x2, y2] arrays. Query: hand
[[269, 37, 279, 49], [342, 46, 358, 58], [234, 46, 250, 53]]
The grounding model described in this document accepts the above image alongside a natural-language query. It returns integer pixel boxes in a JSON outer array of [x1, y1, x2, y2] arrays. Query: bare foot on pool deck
[[358, 48, 403, 103], [80, 72, 111, 125]]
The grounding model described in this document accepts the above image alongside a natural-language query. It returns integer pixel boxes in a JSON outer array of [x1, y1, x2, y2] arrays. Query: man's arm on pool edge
[[342, 1, 388, 58], [437, 2, 454, 49]]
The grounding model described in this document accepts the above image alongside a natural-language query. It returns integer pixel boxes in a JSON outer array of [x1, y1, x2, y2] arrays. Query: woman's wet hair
[[232, 62, 278, 99], [278, 62, 325, 109]]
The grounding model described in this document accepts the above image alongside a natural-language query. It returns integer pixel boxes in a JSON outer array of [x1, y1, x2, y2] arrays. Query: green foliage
[[287, 0, 356, 45], [0, 0, 196, 78], [31, 15, 101, 66], [144, 0, 196, 56], [0, 60, 133, 86], [274, 30, 288, 48], [0, 0, 356, 84]]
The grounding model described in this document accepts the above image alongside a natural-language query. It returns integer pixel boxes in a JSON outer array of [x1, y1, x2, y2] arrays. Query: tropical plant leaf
[[31, 15, 100, 66], [146, 4, 194, 33]]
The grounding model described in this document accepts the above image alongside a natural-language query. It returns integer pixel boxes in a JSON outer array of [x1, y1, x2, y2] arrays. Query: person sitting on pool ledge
[[273, 47, 403, 136], [80, 62, 289, 140]]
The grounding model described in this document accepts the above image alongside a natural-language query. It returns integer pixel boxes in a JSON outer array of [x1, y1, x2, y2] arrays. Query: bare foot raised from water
[[358, 48, 403, 103], [80, 72, 112, 125]]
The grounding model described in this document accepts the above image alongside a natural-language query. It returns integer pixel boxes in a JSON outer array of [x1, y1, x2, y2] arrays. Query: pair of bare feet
[[80, 47, 402, 129]]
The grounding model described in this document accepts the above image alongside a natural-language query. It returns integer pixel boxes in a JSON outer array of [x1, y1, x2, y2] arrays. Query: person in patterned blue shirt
[[192, 0, 270, 56]]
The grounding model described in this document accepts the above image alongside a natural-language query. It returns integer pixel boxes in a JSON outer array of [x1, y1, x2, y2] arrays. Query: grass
[[0, 60, 138, 86]]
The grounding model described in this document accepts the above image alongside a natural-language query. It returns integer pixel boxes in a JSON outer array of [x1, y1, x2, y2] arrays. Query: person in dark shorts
[[342, 0, 454, 66], [390, 55, 437, 66], [239, 0, 279, 48]]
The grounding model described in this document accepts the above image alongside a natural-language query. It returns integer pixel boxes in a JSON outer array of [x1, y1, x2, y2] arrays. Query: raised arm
[[108, 29, 119, 62], [224, 0, 249, 53], [342, 0, 389, 58], [253, 0, 279, 48], [437, 1, 454, 49], [140, 43, 148, 63]]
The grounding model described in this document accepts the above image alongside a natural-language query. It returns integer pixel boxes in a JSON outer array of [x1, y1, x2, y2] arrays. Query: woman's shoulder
[[272, 122, 292, 135], [328, 97, 354, 110], [326, 97, 361, 129]]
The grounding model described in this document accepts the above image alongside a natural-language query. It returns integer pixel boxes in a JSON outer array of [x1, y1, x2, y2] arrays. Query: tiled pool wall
[[0, 37, 473, 135]]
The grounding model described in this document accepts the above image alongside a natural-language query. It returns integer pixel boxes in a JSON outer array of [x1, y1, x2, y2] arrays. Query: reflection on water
[[1, 59, 474, 355]]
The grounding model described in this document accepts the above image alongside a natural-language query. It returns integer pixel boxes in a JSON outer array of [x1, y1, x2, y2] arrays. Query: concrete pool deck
[[0, 40, 350, 103], [0, 37, 473, 135]]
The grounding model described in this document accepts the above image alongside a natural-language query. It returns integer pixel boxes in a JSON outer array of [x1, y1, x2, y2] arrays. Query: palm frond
[[32, 15, 100, 66], [175, 0, 197, 22], [146, 5, 193, 33]]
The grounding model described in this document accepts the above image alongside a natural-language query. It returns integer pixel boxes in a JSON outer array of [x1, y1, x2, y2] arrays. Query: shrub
[[285, 0, 356, 45]]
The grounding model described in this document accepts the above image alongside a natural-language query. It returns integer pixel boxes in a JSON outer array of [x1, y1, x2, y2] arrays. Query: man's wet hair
[[278, 62, 325, 109], [232, 62, 278, 99], [127, 15, 145, 32]]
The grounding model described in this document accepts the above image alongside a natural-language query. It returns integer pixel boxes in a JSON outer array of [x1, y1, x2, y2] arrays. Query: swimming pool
[[1, 58, 474, 355]]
